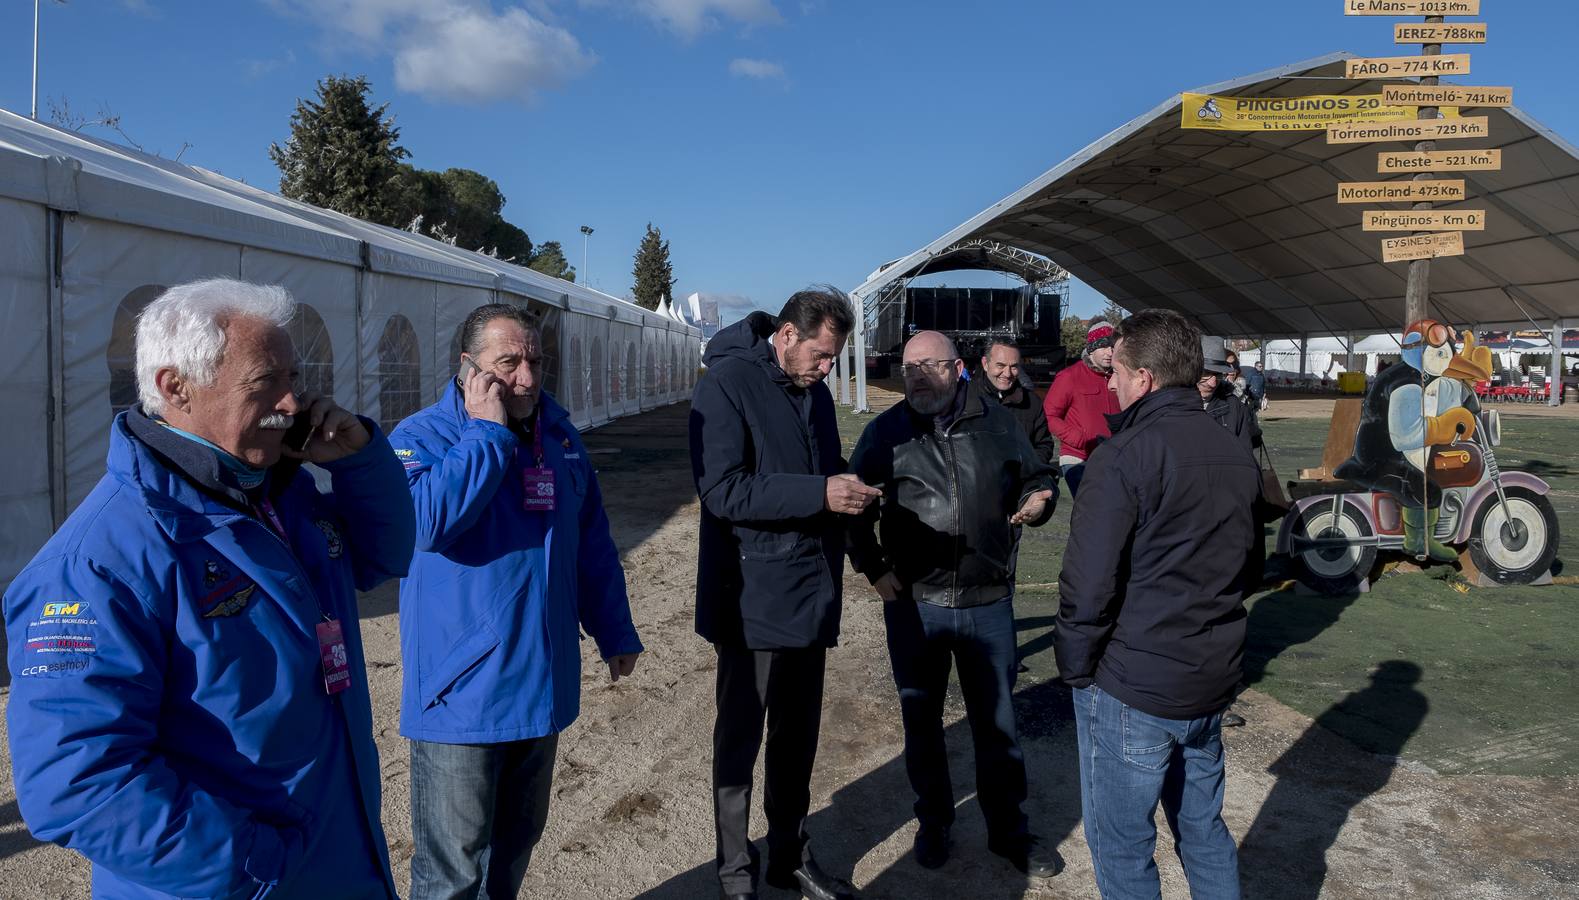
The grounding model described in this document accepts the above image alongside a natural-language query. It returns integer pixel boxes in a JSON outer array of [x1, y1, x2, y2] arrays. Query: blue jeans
[[1073, 685, 1239, 900], [883, 596, 1027, 839], [1062, 463, 1087, 497], [409, 735, 559, 900]]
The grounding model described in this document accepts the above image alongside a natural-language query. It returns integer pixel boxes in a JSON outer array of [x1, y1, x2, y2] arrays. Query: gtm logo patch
[[42, 602, 86, 618]]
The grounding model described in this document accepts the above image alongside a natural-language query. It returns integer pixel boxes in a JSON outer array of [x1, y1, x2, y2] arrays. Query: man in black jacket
[[971, 339, 1056, 466], [1056, 310, 1259, 900], [848, 331, 1060, 879], [1199, 336, 1260, 456], [690, 288, 878, 900]]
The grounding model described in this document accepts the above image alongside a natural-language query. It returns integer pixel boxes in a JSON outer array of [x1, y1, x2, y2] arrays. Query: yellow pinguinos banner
[[1181, 93, 1460, 131]]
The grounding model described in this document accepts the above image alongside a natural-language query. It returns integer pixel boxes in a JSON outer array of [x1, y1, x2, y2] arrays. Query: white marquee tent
[[0, 109, 699, 588]]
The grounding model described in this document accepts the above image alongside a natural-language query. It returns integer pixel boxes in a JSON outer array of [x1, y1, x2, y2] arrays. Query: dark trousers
[[883, 596, 1028, 840], [712, 643, 827, 893], [409, 735, 559, 900]]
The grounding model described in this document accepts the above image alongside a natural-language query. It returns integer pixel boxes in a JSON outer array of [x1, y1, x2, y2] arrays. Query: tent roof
[[0, 109, 693, 333], [851, 53, 1579, 340]]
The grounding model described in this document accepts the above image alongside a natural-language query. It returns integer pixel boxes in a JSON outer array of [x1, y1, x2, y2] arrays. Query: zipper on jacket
[[942, 418, 963, 605]]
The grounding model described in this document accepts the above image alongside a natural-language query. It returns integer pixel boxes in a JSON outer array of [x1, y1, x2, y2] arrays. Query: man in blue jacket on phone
[[391, 302, 643, 900], [4, 278, 415, 898]]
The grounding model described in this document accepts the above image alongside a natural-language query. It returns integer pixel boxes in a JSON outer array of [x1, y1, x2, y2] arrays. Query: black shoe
[[764, 858, 859, 900], [719, 890, 757, 900], [988, 833, 1063, 879], [913, 824, 950, 869], [1222, 712, 1247, 727]]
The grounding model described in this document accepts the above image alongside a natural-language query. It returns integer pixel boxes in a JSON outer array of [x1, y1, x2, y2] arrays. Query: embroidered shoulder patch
[[204, 585, 255, 618], [314, 519, 344, 559]]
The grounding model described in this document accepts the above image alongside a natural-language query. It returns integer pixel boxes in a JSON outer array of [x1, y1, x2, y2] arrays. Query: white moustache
[[258, 413, 293, 431]]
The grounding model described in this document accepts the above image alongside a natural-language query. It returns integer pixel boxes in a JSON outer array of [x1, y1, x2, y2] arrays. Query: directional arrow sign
[[1328, 116, 1489, 143], [1381, 84, 1511, 108], [1378, 149, 1501, 172], [1345, 0, 1480, 15], [1338, 180, 1467, 203], [1347, 54, 1471, 78], [1381, 232, 1467, 263], [1363, 209, 1487, 231]]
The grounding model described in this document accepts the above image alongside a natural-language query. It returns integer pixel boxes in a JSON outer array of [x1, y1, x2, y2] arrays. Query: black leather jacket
[[847, 388, 1058, 608]]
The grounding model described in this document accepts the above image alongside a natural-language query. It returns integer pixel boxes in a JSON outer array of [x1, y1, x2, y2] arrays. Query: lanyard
[[256, 495, 291, 551]]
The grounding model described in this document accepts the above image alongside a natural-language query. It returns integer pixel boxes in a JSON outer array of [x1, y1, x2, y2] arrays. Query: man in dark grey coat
[[689, 288, 877, 900], [1056, 310, 1259, 900]]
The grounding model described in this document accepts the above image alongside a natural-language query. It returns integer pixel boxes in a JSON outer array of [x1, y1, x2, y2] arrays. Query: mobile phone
[[458, 357, 483, 385], [283, 415, 315, 453]]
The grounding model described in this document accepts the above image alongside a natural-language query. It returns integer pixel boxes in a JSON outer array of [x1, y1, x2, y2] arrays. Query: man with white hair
[[3, 278, 414, 899]]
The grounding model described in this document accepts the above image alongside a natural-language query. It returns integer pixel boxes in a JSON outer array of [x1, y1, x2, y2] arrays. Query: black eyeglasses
[[900, 359, 958, 378]]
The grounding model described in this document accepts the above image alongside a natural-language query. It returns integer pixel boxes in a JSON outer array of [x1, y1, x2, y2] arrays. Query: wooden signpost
[[1382, 84, 1512, 107], [1328, 115, 1488, 143], [1345, 53, 1471, 77], [1337, 179, 1466, 203], [1363, 209, 1486, 231], [1344, 0, 1479, 15], [1378, 149, 1501, 172], [1380, 231, 1466, 262], [1394, 22, 1486, 42]]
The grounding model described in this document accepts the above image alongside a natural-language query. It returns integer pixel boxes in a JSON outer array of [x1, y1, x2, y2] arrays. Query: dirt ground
[[2, 397, 1578, 898]]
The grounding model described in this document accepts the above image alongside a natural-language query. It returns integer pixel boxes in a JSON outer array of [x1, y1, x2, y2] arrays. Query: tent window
[[567, 336, 583, 413], [627, 344, 639, 402], [610, 341, 623, 404], [378, 314, 422, 434], [288, 304, 334, 399], [591, 337, 606, 407], [646, 345, 658, 398], [107, 285, 168, 417], [534, 306, 561, 397]]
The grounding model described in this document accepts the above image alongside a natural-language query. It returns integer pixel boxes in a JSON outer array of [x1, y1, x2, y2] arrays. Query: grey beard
[[908, 391, 952, 417], [258, 413, 293, 430]]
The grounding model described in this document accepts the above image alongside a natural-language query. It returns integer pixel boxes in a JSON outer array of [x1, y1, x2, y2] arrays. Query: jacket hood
[[704, 311, 788, 385]]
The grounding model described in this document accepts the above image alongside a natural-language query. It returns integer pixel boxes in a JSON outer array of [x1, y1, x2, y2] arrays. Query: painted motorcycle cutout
[[1277, 320, 1560, 594]]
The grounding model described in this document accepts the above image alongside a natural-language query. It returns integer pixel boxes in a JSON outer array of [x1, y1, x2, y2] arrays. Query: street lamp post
[[579, 225, 594, 287]]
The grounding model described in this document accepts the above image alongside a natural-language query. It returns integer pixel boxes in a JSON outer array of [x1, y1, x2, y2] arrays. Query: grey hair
[[136, 278, 296, 415]]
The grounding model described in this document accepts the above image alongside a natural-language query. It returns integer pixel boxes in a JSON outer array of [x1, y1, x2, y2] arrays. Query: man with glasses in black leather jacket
[[847, 330, 1061, 880]]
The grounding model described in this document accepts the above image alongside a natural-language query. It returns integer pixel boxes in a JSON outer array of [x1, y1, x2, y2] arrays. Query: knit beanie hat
[[1085, 320, 1116, 351]]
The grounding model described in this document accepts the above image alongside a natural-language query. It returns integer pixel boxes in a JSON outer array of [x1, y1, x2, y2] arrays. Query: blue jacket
[[3, 411, 415, 899], [391, 383, 642, 743]]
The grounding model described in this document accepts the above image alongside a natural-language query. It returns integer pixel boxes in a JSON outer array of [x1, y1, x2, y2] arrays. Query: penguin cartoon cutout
[[1335, 320, 1493, 561]]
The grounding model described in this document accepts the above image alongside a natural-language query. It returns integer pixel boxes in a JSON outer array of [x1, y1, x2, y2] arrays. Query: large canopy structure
[[844, 52, 1579, 410], [0, 109, 698, 588]]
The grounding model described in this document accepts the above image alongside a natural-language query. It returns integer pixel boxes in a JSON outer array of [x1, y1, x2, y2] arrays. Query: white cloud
[[245, 49, 298, 80], [267, 1, 594, 104], [583, 0, 782, 39], [728, 57, 784, 80]]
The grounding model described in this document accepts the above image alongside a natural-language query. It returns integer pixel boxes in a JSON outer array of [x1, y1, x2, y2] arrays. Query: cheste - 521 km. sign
[[1181, 93, 1459, 131]]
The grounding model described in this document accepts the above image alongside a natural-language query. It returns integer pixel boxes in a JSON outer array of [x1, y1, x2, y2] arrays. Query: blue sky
[[2, 0, 1573, 322]]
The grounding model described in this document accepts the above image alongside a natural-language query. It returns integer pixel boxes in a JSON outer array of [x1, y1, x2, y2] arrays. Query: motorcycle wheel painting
[[1469, 486, 1560, 585]]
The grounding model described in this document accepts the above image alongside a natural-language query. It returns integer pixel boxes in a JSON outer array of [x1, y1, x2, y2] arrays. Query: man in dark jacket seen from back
[[1056, 310, 1260, 900], [848, 331, 1061, 879], [971, 338, 1056, 466], [690, 288, 878, 900]]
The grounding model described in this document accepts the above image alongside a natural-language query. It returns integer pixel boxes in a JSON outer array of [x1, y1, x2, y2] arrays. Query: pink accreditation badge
[[316, 619, 351, 695], [520, 415, 556, 511], [522, 467, 556, 511]]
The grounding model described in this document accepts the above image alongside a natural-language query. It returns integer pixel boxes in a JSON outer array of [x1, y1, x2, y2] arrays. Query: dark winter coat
[[1206, 386, 1262, 457], [847, 386, 1057, 608], [689, 312, 847, 649], [969, 375, 1057, 466], [1055, 387, 1261, 719]]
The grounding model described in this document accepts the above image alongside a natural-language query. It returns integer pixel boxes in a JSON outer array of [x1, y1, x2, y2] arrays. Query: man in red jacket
[[1043, 319, 1121, 495]]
